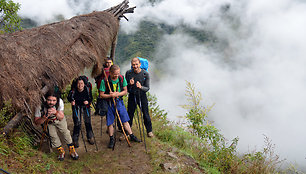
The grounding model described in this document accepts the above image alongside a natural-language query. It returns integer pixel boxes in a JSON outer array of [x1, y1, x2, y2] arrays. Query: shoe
[[73, 141, 79, 148], [147, 132, 154, 138], [88, 138, 95, 145], [69, 145, 79, 160], [108, 136, 115, 149], [57, 146, 65, 161], [129, 134, 141, 143]]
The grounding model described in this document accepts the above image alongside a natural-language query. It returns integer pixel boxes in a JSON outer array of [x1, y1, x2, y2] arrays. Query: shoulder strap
[[119, 75, 124, 91]]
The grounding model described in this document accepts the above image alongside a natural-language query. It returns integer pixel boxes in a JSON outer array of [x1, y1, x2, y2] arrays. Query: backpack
[[131, 57, 149, 71], [95, 67, 110, 91]]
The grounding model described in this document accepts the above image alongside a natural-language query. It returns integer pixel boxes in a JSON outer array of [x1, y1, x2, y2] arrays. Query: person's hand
[[111, 91, 120, 98], [136, 81, 142, 89], [47, 108, 57, 116], [71, 100, 75, 106], [130, 78, 134, 85], [84, 100, 89, 105]]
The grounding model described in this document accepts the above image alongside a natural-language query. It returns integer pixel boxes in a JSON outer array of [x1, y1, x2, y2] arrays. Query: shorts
[[106, 99, 130, 126]]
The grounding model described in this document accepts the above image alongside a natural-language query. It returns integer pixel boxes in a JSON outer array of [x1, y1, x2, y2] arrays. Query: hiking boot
[[69, 145, 79, 160], [129, 134, 141, 143], [57, 146, 65, 161], [108, 136, 115, 149], [88, 138, 95, 145], [147, 132, 154, 138]]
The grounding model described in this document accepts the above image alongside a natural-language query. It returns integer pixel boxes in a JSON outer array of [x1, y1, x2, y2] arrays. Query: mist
[[14, 0, 306, 169]]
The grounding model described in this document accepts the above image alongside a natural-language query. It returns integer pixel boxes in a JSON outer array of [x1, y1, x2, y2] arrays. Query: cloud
[[14, 0, 306, 169]]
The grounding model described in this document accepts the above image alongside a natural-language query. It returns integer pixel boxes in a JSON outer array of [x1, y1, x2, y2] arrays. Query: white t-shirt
[[35, 98, 64, 118]]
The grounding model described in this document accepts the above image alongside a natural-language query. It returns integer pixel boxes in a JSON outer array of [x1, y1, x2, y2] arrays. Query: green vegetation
[[0, 84, 295, 173], [116, 20, 165, 64], [0, 0, 22, 33], [0, 101, 15, 128]]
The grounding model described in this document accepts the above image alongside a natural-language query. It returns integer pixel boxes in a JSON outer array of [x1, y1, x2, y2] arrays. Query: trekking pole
[[78, 106, 88, 152], [101, 115, 103, 136], [134, 95, 142, 141], [85, 107, 98, 151], [102, 69, 131, 147], [39, 118, 50, 151], [112, 105, 117, 151], [0, 168, 10, 174], [138, 91, 147, 153]]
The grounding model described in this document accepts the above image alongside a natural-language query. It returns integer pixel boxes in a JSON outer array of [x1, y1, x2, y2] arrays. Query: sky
[[14, 0, 306, 170]]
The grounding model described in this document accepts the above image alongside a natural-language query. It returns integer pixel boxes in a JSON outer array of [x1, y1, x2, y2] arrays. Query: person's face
[[46, 96, 57, 107], [77, 80, 85, 91], [132, 60, 141, 72], [110, 69, 120, 80], [105, 60, 112, 68]]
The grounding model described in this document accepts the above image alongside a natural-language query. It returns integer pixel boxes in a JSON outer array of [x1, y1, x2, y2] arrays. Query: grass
[[0, 90, 294, 173]]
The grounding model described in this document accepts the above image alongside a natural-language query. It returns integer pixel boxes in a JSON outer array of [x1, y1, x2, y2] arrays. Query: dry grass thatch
[[0, 0, 135, 114]]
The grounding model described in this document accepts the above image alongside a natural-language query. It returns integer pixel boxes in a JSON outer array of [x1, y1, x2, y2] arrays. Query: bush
[[0, 101, 15, 128]]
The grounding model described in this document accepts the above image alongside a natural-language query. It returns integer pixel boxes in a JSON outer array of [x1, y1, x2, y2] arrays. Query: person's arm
[[100, 91, 113, 99], [136, 71, 150, 92], [34, 114, 48, 125], [54, 99, 65, 121], [141, 71, 150, 92], [34, 106, 47, 125], [125, 70, 134, 93]]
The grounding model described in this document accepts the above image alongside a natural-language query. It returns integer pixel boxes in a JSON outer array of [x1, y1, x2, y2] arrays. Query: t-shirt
[[99, 77, 127, 92], [34, 99, 64, 118]]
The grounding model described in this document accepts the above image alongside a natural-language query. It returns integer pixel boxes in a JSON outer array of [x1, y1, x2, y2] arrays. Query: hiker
[[67, 76, 94, 148], [125, 57, 153, 137], [94, 57, 112, 116], [99, 64, 141, 148], [34, 88, 79, 161]]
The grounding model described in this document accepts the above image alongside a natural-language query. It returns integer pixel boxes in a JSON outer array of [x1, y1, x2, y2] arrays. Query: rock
[[160, 163, 178, 173]]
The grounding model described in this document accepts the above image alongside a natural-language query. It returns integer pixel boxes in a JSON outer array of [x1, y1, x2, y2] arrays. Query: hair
[[131, 57, 140, 63], [77, 77, 85, 83], [44, 87, 60, 108], [110, 64, 120, 73]]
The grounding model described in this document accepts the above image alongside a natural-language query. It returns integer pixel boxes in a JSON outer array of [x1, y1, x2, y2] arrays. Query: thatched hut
[[0, 0, 135, 135]]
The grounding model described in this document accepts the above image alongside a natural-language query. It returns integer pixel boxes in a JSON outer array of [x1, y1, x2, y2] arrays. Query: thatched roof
[[0, 0, 135, 114]]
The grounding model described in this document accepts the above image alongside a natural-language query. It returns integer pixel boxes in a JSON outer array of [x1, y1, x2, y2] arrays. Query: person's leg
[[55, 117, 79, 160], [140, 94, 152, 134], [117, 100, 140, 143], [47, 123, 62, 148], [49, 122, 65, 161], [72, 106, 81, 147], [55, 117, 73, 145], [107, 105, 115, 148], [83, 107, 94, 144], [127, 94, 137, 127]]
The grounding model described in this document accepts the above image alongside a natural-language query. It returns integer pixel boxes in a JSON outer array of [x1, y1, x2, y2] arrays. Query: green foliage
[[0, 101, 15, 128], [116, 21, 165, 63], [0, 0, 22, 33]]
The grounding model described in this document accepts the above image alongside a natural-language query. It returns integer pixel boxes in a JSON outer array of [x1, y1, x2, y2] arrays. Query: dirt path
[[65, 112, 153, 174]]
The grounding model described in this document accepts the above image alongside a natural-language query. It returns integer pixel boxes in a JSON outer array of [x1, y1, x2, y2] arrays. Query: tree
[[0, 0, 22, 33]]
